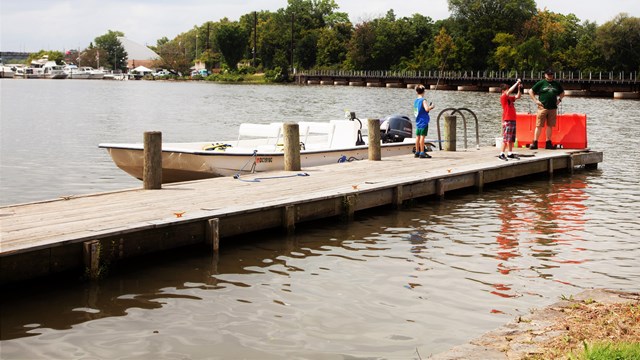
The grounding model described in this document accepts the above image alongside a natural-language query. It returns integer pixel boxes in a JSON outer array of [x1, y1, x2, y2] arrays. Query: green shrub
[[572, 341, 640, 360], [264, 66, 287, 83]]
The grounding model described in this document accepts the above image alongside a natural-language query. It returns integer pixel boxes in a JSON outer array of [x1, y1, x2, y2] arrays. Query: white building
[[117, 37, 159, 70]]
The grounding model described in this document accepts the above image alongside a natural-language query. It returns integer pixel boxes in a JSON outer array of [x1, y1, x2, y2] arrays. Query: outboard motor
[[380, 115, 412, 143]]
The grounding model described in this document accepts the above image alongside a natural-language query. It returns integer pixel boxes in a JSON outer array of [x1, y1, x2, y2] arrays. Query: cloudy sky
[[1, 0, 637, 52]]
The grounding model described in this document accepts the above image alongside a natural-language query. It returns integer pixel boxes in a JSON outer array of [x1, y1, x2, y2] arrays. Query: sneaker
[[545, 140, 554, 149], [507, 153, 518, 159], [498, 154, 508, 161], [414, 152, 420, 158], [530, 141, 538, 150], [419, 152, 431, 159]]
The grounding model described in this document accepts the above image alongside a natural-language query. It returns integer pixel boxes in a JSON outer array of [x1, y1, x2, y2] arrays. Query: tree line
[[25, 0, 640, 81]]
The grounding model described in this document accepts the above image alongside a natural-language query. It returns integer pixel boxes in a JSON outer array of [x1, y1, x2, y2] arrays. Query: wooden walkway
[[0, 147, 602, 285]]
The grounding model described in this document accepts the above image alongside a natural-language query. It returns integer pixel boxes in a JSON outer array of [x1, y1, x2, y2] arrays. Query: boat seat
[[236, 123, 282, 150], [329, 120, 360, 148], [297, 122, 335, 146]]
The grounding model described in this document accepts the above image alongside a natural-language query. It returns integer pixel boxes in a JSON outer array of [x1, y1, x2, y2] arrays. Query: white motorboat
[[99, 116, 417, 183], [87, 67, 105, 79], [42, 61, 68, 79], [14, 56, 66, 79], [64, 65, 90, 79], [14, 66, 44, 79], [1, 65, 16, 78]]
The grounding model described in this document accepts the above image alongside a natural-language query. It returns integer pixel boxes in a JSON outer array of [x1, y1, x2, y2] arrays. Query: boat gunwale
[[98, 140, 417, 157]]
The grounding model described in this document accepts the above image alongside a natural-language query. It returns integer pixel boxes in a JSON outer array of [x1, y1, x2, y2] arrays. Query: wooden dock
[[0, 147, 602, 285]]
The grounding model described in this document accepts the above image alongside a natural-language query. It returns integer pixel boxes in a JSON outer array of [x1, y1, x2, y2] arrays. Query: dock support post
[[567, 155, 575, 174], [436, 179, 446, 199], [443, 116, 457, 151], [283, 123, 301, 171], [143, 131, 162, 190], [392, 185, 403, 209], [83, 240, 101, 280], [476, 171, 484, 192], [367, 119, 381, 160], [206, 218, 220, 252], [283, 205, 296, 234], [344, 195, 356, 221], [548, 158, 554, 177]]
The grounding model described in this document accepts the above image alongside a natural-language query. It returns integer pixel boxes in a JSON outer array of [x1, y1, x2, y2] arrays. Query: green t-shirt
[[531, 79, 564, 110]]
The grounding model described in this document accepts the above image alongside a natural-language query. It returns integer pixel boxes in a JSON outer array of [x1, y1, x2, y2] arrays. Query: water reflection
[[487, 177, 591, 299]]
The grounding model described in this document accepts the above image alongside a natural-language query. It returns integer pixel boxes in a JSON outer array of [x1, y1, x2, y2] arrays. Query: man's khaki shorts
[[536, 108, 557, 127]]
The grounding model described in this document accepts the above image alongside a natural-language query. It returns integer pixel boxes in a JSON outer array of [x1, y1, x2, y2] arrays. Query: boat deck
[[0, 146, 602, 285]]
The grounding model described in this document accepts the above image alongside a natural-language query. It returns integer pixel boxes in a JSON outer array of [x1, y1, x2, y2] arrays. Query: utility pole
[[290, 13, 294, 75], [253, 11, 257, 68]]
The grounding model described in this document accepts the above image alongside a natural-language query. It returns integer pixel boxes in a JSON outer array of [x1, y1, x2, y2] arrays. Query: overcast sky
[[1, 0, 637, 53]]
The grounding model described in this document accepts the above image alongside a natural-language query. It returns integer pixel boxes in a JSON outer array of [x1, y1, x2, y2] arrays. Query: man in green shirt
[[528, 69, 565, 149]]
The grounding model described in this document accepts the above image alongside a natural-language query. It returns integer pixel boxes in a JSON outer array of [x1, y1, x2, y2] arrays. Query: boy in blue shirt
[[413, 85, 435, 158]]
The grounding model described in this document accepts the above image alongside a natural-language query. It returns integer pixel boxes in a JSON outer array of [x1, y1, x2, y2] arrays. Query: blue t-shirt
[[413, 98, 430, 129]]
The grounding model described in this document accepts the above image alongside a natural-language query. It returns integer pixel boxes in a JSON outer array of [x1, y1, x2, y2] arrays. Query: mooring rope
[[337, 155, 361, 163], [233, 150, 310, 182], [233, 150, 258, 179], [234, 172, 310, 182]]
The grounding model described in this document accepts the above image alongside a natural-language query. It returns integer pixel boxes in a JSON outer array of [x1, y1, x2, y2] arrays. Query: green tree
[[192, 22, 218, 63], [492, 33, 517, 70], [316, 22, 352, 67], [567, 21, 604, 71], [154, 40, 191, 75], [408, 19, 470, 70], [515, 36, 545, 70], [157, 36, 170, 47], [427, 26, 473, 71], [346, 21, 376, 69], [448, 0, 537, 68], [79, 46, 109, 69], [596, 13, 640, 71], [27, 50, 65, 65], [346, 11, 436, 70], [255, 11, 287, 70], [285, 0, 347, 70], [296, 29, 319, 69], [215, 20, 250, 70], [397, 14, 436, 71], [94, 30, 128, 70]]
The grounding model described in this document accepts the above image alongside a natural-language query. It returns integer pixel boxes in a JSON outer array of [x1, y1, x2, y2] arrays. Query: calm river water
[[1, 79, 639, 359]]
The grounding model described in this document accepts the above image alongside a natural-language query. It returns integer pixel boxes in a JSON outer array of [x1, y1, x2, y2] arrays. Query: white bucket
[[495, 137, 502, 148]]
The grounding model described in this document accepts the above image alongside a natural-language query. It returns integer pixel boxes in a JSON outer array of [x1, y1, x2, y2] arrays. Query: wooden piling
[[392, 185, 403, 209], [476, 170, 484, 192], [283, 123, 301, 171], [83, 240, 101, 280], [368, 119, 381, 161], [443, 116, 457, 151], [344, 195, 356, 221], [206, 218, 220, 252], [283, 205, 296, 234], [436, 179, 446, 199], [568, 155, 575, 175], [143, 131, 162, 190]]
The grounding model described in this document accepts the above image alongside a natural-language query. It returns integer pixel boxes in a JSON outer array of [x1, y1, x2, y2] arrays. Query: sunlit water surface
[[1, 80, 639, 359]]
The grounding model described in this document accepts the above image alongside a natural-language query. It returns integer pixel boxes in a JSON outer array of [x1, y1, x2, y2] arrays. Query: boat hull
[[1, 67, 15, 78], [102, 141, 415, 183]]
